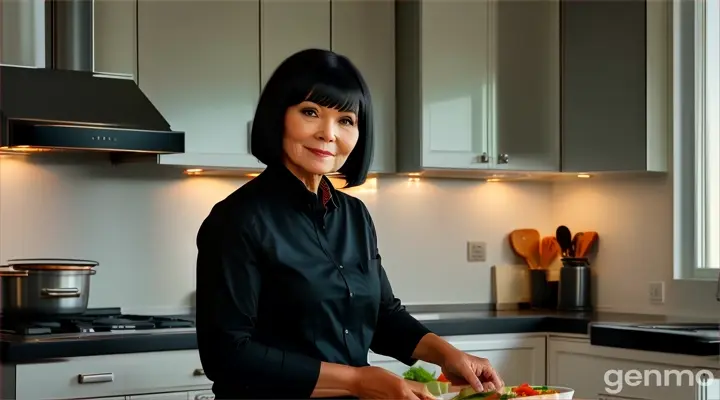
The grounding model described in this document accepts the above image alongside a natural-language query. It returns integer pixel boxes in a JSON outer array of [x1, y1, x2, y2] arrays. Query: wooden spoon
[[540, 236, 561, 269], [576, 231, 599, 257], [509, 229, 541, 269]]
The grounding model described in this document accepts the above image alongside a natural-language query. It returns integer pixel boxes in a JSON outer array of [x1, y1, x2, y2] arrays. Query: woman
[[195, 48, 504, 399]]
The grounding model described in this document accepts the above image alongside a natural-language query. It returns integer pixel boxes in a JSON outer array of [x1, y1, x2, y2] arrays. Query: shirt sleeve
[[361, 205, 431, 366], [195, 204, 321, 398]]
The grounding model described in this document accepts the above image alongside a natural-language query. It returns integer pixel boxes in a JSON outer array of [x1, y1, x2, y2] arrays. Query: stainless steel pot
[[0, 258, 98, 316]]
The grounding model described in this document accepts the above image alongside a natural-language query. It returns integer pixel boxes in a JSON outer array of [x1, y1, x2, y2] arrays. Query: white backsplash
[[0, 155, 554, 313], [1, 155, 717, 317]]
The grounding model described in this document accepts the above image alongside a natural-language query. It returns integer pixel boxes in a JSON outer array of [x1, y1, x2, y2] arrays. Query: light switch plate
[[467, 241, 487, 262], [649, 281, 665, 304]]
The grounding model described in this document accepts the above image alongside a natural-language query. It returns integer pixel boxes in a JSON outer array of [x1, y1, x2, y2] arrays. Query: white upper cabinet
[[260, 0, 331, 87], [331, 0, 396, 174], [396, 0, 560, 175], [0, 0, 44, 67], [93, 0, 136, 78], [133, 0, 397, 172], [492, 0, 560, 172], [137, 0, 262, 169]]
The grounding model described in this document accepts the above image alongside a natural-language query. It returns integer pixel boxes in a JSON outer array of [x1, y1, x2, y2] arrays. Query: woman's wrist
[[311, 362, 362, 398], [344, 365, 363, 396], [413, 333, 460, 366]]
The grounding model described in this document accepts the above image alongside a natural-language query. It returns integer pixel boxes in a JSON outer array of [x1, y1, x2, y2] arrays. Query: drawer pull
[[78, 372, 114, 384], [195, 395, 214, 400], [193, 368, 205, 376]]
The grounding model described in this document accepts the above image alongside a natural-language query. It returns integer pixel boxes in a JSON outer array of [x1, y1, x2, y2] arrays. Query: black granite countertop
[[1, 310, 717, 364]]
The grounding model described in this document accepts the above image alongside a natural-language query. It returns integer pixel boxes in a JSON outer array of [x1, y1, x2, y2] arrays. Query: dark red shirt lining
[[320, 179, 332, 207]]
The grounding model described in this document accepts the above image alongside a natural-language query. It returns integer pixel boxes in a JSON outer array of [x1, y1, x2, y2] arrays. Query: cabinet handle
[[77, 372, 114, 384], [498, 154, 510, 164], [475, 153, 490, 163], [195, 395, 215, 400], [193, 368, 205, 376]]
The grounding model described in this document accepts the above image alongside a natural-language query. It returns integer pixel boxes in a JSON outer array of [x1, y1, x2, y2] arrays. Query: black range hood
[[0, 0, 184, 154]]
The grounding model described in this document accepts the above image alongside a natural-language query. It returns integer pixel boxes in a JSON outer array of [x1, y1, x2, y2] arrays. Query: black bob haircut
[[250, 48, 374, 188]]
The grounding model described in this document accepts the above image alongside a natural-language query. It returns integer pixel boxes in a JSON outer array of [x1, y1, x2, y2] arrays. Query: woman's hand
[[440, 350, 504, 393], [351, 366, 437, 400]]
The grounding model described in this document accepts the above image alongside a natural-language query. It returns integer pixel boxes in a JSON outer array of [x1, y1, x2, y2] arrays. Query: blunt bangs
[[251, 49, 374, 188]]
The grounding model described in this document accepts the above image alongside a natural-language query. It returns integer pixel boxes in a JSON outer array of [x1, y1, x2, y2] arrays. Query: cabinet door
[[128, 393, 187, 400], [560, 0, 650, 172], [94, 0, 136, 78], [0, 0, 44, 67], [370, 334, 545, 386], [331, 0, 395, 174], [138, 0, 261, 168], [489, 0, 560, 171], [420, 0, 491, 169], [260, 0, 331, 88], [548, 337, 706, 400], [446, 335, 546, 386], [702, 372, 720, 400]]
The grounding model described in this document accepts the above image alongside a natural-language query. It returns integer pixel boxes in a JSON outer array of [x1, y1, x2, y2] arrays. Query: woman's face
[[282, 100, 360, 176]]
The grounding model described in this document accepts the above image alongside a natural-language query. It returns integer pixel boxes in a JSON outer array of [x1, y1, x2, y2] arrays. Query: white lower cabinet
[[369, 333, 547, 386], [4, 350, 213, 400], [548, 335, 719, 400], [5, 333, 718, 399]]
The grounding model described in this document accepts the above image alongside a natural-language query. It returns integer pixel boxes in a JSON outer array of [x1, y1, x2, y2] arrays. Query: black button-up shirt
[[195, 165, 431, 399]]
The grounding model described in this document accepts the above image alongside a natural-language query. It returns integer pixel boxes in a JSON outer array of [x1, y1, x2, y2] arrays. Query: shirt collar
[[261, 164, 339, 211]]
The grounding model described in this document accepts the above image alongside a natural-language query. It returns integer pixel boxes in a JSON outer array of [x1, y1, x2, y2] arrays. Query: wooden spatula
[[540, 236, 561, 269], [509, 229, 541, 269], [576, 231, 599, 257], [571, 232, 584, 257]]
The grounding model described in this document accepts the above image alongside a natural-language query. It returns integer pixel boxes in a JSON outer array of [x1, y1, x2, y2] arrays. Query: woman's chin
[[300, 159, 337, 175]]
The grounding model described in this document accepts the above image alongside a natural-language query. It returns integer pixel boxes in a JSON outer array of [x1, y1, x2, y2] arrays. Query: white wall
[[0, 155, 554, 314], [553, 175, 720, 318], [1, 154, 718, 317]]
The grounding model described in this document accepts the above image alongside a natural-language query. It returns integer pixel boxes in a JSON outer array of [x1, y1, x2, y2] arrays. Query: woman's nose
[[316, 120, 337, 142]]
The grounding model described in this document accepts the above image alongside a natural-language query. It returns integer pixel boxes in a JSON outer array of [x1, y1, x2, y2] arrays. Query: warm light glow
[[332, 177, 377, 194], [486, 178, 501, 182], [184, 168, 203, 175], [247, 173, 260, 177], [408, 177, 420, 182], [577, 174, 591, 178], [408, 172, 421, 177], [0, 145, 51, 153]]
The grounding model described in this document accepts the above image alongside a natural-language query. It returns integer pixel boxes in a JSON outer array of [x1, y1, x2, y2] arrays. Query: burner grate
[[0, 310, 195, 336]]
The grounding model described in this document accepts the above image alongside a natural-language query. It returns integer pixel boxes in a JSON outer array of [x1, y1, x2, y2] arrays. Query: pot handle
[[0, 270, 28, 277], [42, 288, 81, 298]]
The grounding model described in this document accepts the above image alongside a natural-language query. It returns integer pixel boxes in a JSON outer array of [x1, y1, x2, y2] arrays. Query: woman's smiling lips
[[305, 147, 335, 157]]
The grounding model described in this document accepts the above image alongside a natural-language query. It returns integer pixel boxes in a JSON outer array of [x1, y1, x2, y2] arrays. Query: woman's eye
[[301, 109, 318, 117], [340, 118, 354, 126]]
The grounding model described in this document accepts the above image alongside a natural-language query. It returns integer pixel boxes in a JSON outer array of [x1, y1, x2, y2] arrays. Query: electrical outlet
[[467, 241, 487, 262], [649, 281, 665, 304]]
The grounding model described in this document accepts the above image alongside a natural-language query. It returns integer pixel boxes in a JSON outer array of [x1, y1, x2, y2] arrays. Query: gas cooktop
[[0, 307, 195, 339]]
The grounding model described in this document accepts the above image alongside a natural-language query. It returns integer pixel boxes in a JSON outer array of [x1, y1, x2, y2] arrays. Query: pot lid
[[7, 258, 99, 271]]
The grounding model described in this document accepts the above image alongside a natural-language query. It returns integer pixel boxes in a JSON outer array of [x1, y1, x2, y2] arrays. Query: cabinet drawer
[[16, 350, 212, 399]]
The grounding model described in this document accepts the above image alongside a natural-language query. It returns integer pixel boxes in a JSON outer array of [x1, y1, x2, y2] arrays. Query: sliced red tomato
[[437, 373, 449, 382], [512, 383, 539, 396]]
